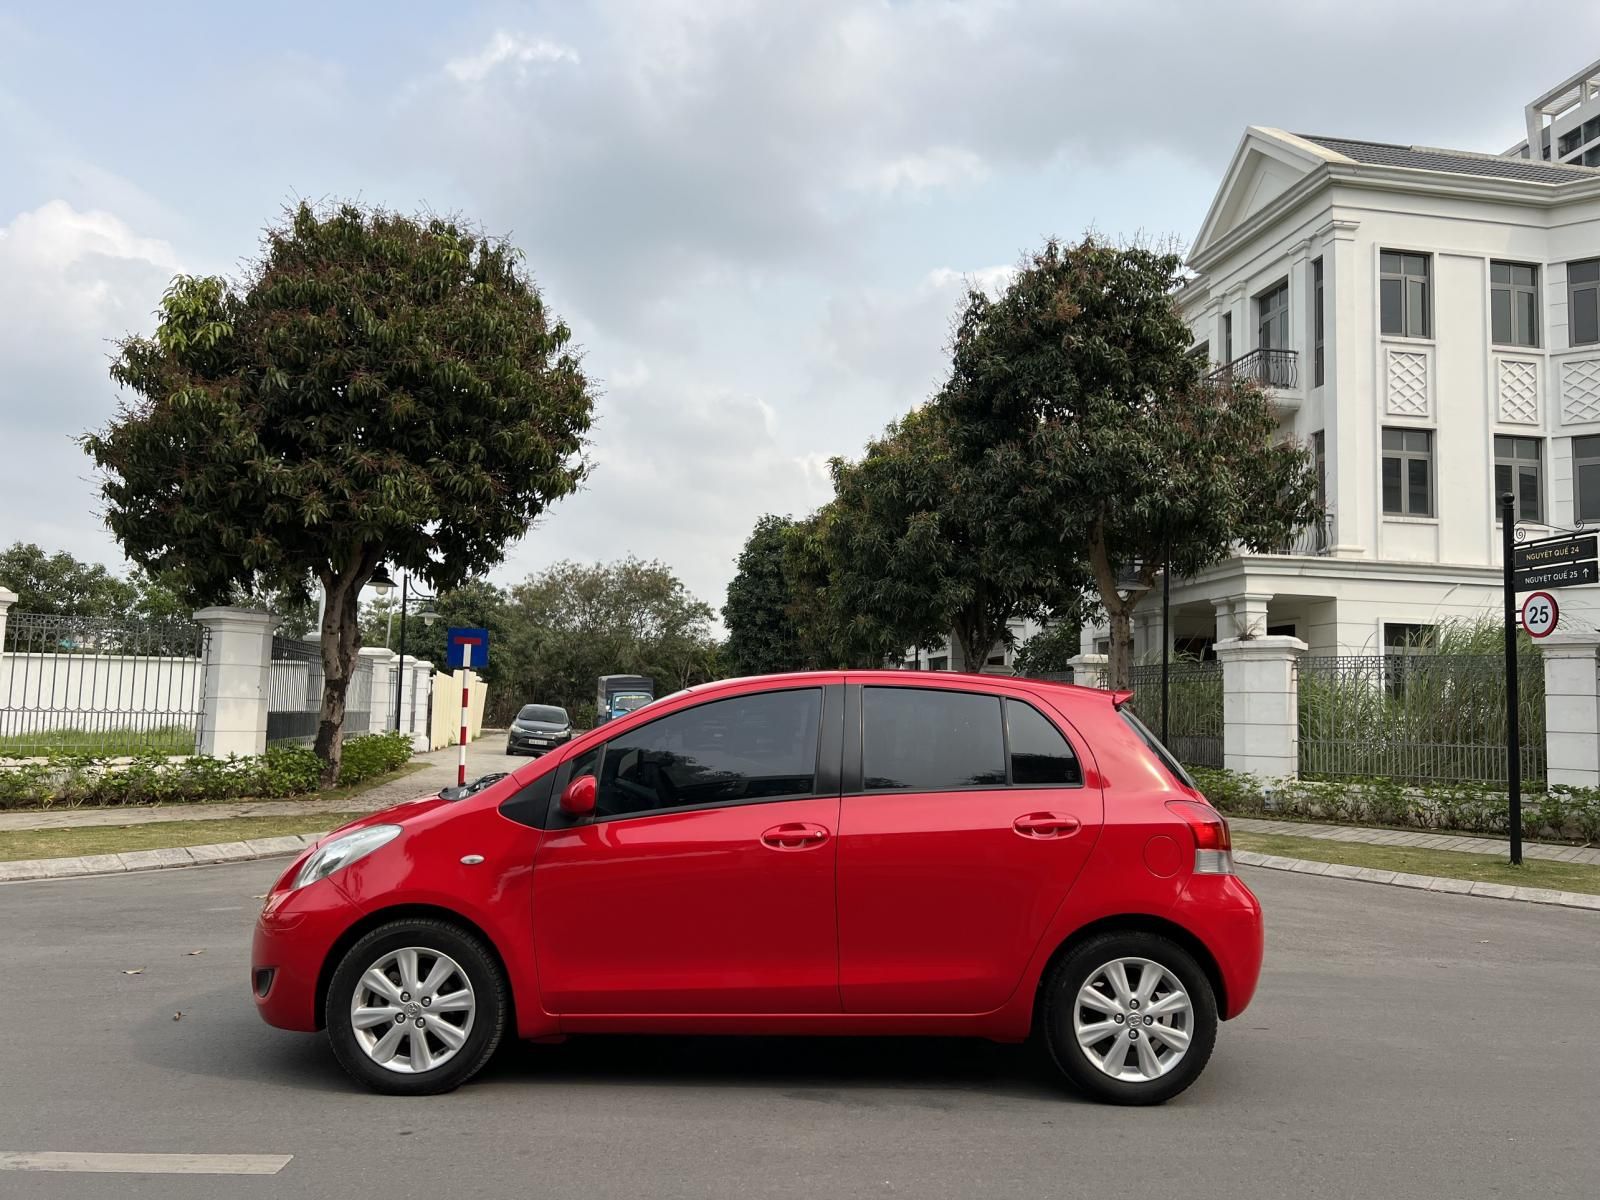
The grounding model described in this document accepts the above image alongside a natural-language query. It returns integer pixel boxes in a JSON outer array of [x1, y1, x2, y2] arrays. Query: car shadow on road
[[135, 989, 1079, 1104]]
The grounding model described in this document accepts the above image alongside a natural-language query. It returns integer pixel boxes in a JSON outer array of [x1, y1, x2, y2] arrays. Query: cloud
[[859, 147, 989, 196], [445, 31, 579, 84]]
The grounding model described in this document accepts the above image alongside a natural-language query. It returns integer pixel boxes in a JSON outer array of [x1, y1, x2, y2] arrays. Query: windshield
[[1119, 709, 1197, 791], [517, 705, 569, 724], [610, 692, 652, 713]]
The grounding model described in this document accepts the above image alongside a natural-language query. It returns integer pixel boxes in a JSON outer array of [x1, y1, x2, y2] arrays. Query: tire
[[326, 918, 508, 1096], [1040, 931, 1218, 1106]]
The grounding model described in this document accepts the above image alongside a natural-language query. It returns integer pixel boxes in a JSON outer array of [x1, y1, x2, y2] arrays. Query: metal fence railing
[[1042, 660, 1223, 769], [1298, 653, 1545, 784], [0, 611, 209, 757], [267, 637, 373, 744]]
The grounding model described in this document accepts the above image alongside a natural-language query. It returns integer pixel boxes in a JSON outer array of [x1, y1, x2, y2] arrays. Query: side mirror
[[560, 774, 597, 817]]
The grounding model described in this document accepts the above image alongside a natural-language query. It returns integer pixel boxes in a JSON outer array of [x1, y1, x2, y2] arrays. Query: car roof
[[677, 669, 1122, 707]]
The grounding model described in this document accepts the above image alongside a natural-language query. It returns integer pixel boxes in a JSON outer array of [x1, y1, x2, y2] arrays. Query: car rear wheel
[[1040, 931, 1217, 1106], [326, 918, 507, 1096]]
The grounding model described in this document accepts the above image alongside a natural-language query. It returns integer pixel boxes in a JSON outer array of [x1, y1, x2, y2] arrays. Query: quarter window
[[1490, 262, 1539, 348], [1493, 436, 1543, 524], [1381, 428, 1433, 517], [1380, 251, 1431, 338], [592, 689, 821, 819], [863, 688, 1005, 791], [1006, 700, 1083, 786], [1569, 260, 1600, 346]]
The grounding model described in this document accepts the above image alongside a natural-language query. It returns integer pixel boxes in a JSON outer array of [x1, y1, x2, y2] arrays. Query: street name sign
[[1511, 532, 1597, 592]]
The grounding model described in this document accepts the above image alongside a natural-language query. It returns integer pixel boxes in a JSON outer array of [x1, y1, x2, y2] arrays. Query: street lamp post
[[368, 565, 439, 734]]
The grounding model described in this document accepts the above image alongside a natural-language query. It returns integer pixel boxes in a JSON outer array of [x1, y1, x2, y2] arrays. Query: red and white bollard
[[458, 642, 472, 787]]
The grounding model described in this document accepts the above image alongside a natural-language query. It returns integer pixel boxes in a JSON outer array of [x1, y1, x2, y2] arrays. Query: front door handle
[[760, 822, 830, 851], [1013, 812, 1081, 839]]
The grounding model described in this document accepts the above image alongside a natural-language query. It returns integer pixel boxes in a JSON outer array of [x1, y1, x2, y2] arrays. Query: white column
[[1067, 653, 1108, 688], [1217, 634, 1307, 780], [0, 586, 16, 652], [1542, 632, 1600, 788], [399, 658, 434, 752], [360, 647, 396, 735], [194, 607, 274, 758]]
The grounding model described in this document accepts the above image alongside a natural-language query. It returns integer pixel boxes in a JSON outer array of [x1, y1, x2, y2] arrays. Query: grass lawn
[[0, 725, 197, 756], [1234, 831, 1600, 896], [0, 811, 372, 862]]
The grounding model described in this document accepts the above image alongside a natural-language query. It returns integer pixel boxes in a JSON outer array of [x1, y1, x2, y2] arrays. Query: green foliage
[[84, 201, 594, 782], [0, 542, 137, 616], [820, 404, 1081, 669], [1188, 767, 1600, 842], [1012, 621, 1081, 676], [937, 235, 1320, 688], [723, 515, 809, 676], [0, 733, 413, 810]]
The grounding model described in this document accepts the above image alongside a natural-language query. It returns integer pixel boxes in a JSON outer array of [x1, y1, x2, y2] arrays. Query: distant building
[[1082, 59, 1600, 661]]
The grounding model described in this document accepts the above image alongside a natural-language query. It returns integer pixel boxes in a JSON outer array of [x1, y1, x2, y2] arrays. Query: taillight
[[1166, 799, 1235, 875]]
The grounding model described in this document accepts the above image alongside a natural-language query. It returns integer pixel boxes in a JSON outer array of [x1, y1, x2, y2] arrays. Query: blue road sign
[[446, 626, 489, 670]]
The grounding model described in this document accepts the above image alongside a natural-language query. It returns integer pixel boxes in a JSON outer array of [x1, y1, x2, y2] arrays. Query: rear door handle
[[760, 822, 830, 851], [1013, 813, 1081, 839]]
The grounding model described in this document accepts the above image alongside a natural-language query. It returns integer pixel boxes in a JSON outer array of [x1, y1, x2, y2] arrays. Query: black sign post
[[1500, 493, 1523, 867]]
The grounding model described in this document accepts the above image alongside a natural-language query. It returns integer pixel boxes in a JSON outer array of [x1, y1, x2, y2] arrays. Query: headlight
[[292, 825, 401, 891]]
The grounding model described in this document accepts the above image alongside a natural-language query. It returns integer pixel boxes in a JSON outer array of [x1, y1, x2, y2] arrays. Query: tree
[[1012, 620, 1082, 676], [821, 404, 1079, 671], [84, 202, 594, 784], [0, 543, 135, 617], [723, 515, 807, 675], [940, 235, 1321, 689]]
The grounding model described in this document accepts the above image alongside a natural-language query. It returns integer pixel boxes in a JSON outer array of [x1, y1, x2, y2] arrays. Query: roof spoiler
[[1111, 690, 1135, 709]]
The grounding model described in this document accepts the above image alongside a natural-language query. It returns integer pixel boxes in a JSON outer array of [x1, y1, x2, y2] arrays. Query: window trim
[[844, 684, 1088, 797], [1490, 260, 1541, 349], [547, 684, 838, 827]]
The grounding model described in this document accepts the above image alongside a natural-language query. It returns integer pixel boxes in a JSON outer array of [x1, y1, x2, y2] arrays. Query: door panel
[[534, 796, 841, 1014]]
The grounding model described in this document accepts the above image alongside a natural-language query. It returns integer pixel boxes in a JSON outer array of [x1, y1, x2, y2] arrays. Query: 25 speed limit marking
[[1520, 590, 1559, 639]]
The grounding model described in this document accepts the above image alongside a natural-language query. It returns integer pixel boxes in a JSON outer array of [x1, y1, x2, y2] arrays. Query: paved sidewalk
[[1234, 850, 1600, 912], [0, 738, 519, 834], [1231, 816, 1600, 866]]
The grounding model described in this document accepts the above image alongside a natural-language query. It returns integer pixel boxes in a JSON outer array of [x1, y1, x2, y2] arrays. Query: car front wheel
[[1040, 931, 1218, 1105], [326, 918, 507, 1096]]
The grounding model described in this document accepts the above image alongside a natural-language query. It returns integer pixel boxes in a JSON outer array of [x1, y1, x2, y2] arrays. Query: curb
[[1236, 850, 1600, 912], [0, 832, 326, 884]]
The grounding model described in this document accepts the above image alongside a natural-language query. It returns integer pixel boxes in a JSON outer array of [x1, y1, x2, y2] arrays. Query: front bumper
[[251, 871, 358, 1032], [506, 731, 569, 755]]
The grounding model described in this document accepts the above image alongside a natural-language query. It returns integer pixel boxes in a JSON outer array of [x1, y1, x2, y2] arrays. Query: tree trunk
[[312, 573, 365, 789], [1087, 525, 1155, 693]]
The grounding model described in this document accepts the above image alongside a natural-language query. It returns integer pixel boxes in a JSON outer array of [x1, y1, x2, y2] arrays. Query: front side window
[[1574, 435, 1600, 524], [1569, 260, 1600, 346], [1256, 280, 1289, 351], [1490, 262, 1540, 348], [1381, 427, 1433, 517], [863, 687, 1005, 791], [1380, 251, 1431, 338], [1006, 700, 1083, 786], [592, 689, 821, 819], [1494, 436, 1543, 523]]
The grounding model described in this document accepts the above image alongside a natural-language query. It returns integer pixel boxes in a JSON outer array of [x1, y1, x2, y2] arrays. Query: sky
[[4, 0, 1600, 619]]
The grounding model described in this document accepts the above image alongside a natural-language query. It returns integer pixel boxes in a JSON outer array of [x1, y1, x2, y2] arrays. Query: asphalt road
[[2, 864, 1597, 1200]]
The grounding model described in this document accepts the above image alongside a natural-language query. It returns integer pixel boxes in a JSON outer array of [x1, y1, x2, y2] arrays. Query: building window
[[927, 655, 948, 672], [1381, 428, 1433, 517], [1383, 622, 1435, 697], [1311, 430, 1327, 507], [1380, 251, 1431, 338], [1559, 126, 1585, 157], [1256, 280, 1289, 351], [1573, 436, 1600, 524], [1569, 260, 1600, 346], [1494, 436, 1543, 523], [1220, 312, 1232, 364], [1490, 262, 1540, 348], [1312, 257, 1325, 386]]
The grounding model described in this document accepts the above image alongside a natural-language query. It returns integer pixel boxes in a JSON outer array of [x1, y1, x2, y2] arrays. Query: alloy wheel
[[349, 946, 477, 1075], [1072, 956, 1194, 1082]]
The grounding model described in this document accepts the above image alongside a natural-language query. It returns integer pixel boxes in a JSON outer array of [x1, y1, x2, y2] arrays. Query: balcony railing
[[1206, 347, 1298, 390], [1262, 512, 1334, 557]]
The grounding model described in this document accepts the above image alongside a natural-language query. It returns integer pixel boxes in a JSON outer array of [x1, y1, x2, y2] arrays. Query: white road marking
[[0, 1151, 292, 1175]]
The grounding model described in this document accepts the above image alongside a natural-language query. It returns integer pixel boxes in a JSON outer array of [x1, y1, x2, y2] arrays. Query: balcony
[[1263, 512, 1335, 557], [1205, 347, 1299, 391]]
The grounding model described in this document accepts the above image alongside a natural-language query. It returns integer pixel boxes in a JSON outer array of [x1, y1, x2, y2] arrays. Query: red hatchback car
[[253, 672, 1262, 1105]]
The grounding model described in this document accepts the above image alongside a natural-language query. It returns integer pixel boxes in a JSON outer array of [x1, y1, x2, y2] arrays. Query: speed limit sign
[[1521, 591, 1559, 638]]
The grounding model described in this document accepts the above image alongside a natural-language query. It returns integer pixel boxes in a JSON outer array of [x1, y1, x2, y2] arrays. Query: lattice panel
[[1497, 359, 1538, 425], [1385, 350, 1429, 417], [1561, 358, 1600, 425]]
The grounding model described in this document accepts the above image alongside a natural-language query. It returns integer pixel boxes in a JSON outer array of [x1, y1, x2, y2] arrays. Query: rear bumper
[[251, 874, 358, 1032], [1183, 874, 1264, 1020]]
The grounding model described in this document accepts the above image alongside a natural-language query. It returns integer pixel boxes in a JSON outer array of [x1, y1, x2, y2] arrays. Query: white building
[[1083, 61, 1600, 662], [900, 616, 1047, 673]]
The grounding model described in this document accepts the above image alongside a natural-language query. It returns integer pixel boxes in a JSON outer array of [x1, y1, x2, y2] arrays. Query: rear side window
[[863, 687, 1005, 791], [1120, 710, 1196, 790], [1006, 699, 1083, 786], [595, 689, 822, 818]]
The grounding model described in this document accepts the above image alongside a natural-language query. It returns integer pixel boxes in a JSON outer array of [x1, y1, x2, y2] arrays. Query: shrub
[[336, 731, 415, 786]]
